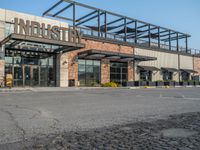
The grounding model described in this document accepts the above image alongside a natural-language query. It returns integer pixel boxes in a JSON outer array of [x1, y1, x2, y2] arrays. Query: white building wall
[[134, 48, 193, 81]]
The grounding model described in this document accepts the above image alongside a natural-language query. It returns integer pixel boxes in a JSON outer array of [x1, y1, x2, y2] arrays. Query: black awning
[[161, 67, 179, 72], [138, 65, 160, 71], [180, 69, 198, 73], [78, 49, 157, 62], [0, 33, 85, 53]]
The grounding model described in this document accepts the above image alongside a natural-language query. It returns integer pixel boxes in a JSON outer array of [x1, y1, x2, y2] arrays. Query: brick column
[[0, 59, 5, 86], [101, 59, 110, 84], [128, 61, 134, 81], [194, 57, 200, 75]]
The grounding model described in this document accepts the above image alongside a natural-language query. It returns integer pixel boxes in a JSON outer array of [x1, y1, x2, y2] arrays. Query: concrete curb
[[0, 85, 200, 92]]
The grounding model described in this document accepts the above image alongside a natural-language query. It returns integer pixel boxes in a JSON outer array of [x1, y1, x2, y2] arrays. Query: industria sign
[[14, 18, 82, 43]]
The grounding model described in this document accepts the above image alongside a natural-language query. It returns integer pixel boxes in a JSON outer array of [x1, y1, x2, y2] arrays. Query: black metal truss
[[43, 0, 191, 52]]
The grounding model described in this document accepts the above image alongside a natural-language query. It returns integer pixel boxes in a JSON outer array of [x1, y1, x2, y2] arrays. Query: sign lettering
[[14, 18, 82, 43]]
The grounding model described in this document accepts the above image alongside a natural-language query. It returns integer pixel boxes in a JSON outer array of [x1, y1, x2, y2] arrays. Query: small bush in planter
[[102, 82, 119, 87], [188, 80, 195, 86], [194, 81, 200, 86]]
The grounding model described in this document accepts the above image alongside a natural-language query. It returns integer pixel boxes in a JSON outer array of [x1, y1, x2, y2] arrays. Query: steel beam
[[76, 10, 97, 22], [148, 24, 151, 47], [104, 12, 107, 38], [158, 27, 160, 48], [73, 3, 76, 28], [43, 0, 63, 16], [124, 18, 127, 42], [176, 33, 179, 51], [137, 24, 148, 29], [75, 12, 104, 26], [186, 36, 188, 53], [53, 3, 73, 17], [45, 14, 74, 22], [169, 30, 171, 50], [135, 21, 137, 44], [98, 10, 100, 37], [162, 35, 186, 42], [101, 18, 124, 28], [44, 0, 191, 37], [114, 20, 135, 31]]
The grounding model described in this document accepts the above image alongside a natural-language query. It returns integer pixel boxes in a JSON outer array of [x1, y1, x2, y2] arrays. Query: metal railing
[[76, 26, 200, 56]]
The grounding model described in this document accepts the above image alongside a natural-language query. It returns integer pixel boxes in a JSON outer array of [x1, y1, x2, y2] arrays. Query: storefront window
[[5, 23, 14, 37], [110, 62, 128, 86], [139, 70, 152, 81], [78, 59, 101, 86], [181, 72, 190, 81], [4, 50, 56, 87], [163, 71, 173, 81]]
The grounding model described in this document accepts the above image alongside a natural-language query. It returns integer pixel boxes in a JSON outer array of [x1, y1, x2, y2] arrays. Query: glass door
[[13, 66, 23, 87], [32, 66, 39, 86], [110, 62, 128, 86], [23, 65, 40, 86], [24, 66, 31, 86]]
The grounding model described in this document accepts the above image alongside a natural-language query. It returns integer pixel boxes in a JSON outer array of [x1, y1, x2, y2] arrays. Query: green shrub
[[102, 82, 119, 87], [156, 80, 164, 82]]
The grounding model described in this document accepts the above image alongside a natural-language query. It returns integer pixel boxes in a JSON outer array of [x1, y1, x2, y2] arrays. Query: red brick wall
[[128, 61, 134, 81], [67, 39, 134, 86], [101, 59, 110, 84], [194, 57, 200, 75]]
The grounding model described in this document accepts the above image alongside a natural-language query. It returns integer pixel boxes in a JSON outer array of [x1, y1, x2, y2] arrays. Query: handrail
[[73, 26, 200, 56]]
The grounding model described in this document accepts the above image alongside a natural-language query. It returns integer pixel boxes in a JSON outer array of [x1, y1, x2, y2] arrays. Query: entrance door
[[23, 65, 39, 86], [110, 62, 128, 86]]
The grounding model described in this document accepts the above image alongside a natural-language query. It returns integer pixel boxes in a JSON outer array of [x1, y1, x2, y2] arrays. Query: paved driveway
[[0, 87, 200, 145]]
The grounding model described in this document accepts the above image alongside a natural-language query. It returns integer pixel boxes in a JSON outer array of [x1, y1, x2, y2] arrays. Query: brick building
[[0, 1, 200, 87]]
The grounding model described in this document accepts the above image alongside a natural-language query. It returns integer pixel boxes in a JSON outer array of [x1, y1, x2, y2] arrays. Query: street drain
[[161, 128, 197, 138]]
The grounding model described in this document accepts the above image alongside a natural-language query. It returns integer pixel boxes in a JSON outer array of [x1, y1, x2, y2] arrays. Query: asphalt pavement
[[0, 87, 200, 149]]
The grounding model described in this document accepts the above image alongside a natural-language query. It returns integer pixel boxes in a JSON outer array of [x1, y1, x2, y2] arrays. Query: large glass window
[[4, 51, 56, 87], [163, 71, 173, 81], [139, 70, 152, 81], [181, 72, 190, 81], [110, 62, 128, 86], [78, 59, 101, 86]]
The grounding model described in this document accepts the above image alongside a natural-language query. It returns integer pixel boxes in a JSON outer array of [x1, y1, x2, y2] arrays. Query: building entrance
[[110, 62, 128, 86], [23, 65, 39, 86], [5, 50, 56, 87]]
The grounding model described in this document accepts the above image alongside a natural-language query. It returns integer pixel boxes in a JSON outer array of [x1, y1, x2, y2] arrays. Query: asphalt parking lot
[[0, 87, 200, 149]]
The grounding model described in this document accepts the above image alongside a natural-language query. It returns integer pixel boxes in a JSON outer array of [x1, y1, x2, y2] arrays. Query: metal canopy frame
[[138, 65, 160, 71], [180, 69, 198, 73], [161, 67, 179, 72], [0, 33, 85, 54], [43, 0, 191, 53], [78, 49, 157, 61]]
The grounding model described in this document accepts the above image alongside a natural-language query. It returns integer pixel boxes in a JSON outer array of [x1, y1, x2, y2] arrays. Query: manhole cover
[[161, 128, 197, 138]]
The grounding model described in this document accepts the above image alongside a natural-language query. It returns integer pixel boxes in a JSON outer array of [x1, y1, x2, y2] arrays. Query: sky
[[1, 0, 200, 49]]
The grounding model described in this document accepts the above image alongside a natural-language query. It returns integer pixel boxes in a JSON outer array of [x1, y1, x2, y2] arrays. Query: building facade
[[0, 1, 200, 87]]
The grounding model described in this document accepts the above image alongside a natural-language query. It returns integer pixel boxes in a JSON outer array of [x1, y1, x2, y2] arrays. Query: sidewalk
[[0, 86, 199, 93], [0, 87, 129, 93]]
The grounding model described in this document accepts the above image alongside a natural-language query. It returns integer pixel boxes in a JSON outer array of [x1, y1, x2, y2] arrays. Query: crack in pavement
[[0, 108, 26, 143], [4, 104, 42, 120]]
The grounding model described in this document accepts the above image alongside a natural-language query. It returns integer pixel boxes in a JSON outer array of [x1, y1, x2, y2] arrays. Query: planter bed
[[147, 81, 156, 86], [134, 81, 147, 87], [164, 81, 175, 86], [180, 81, 188, 86]]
